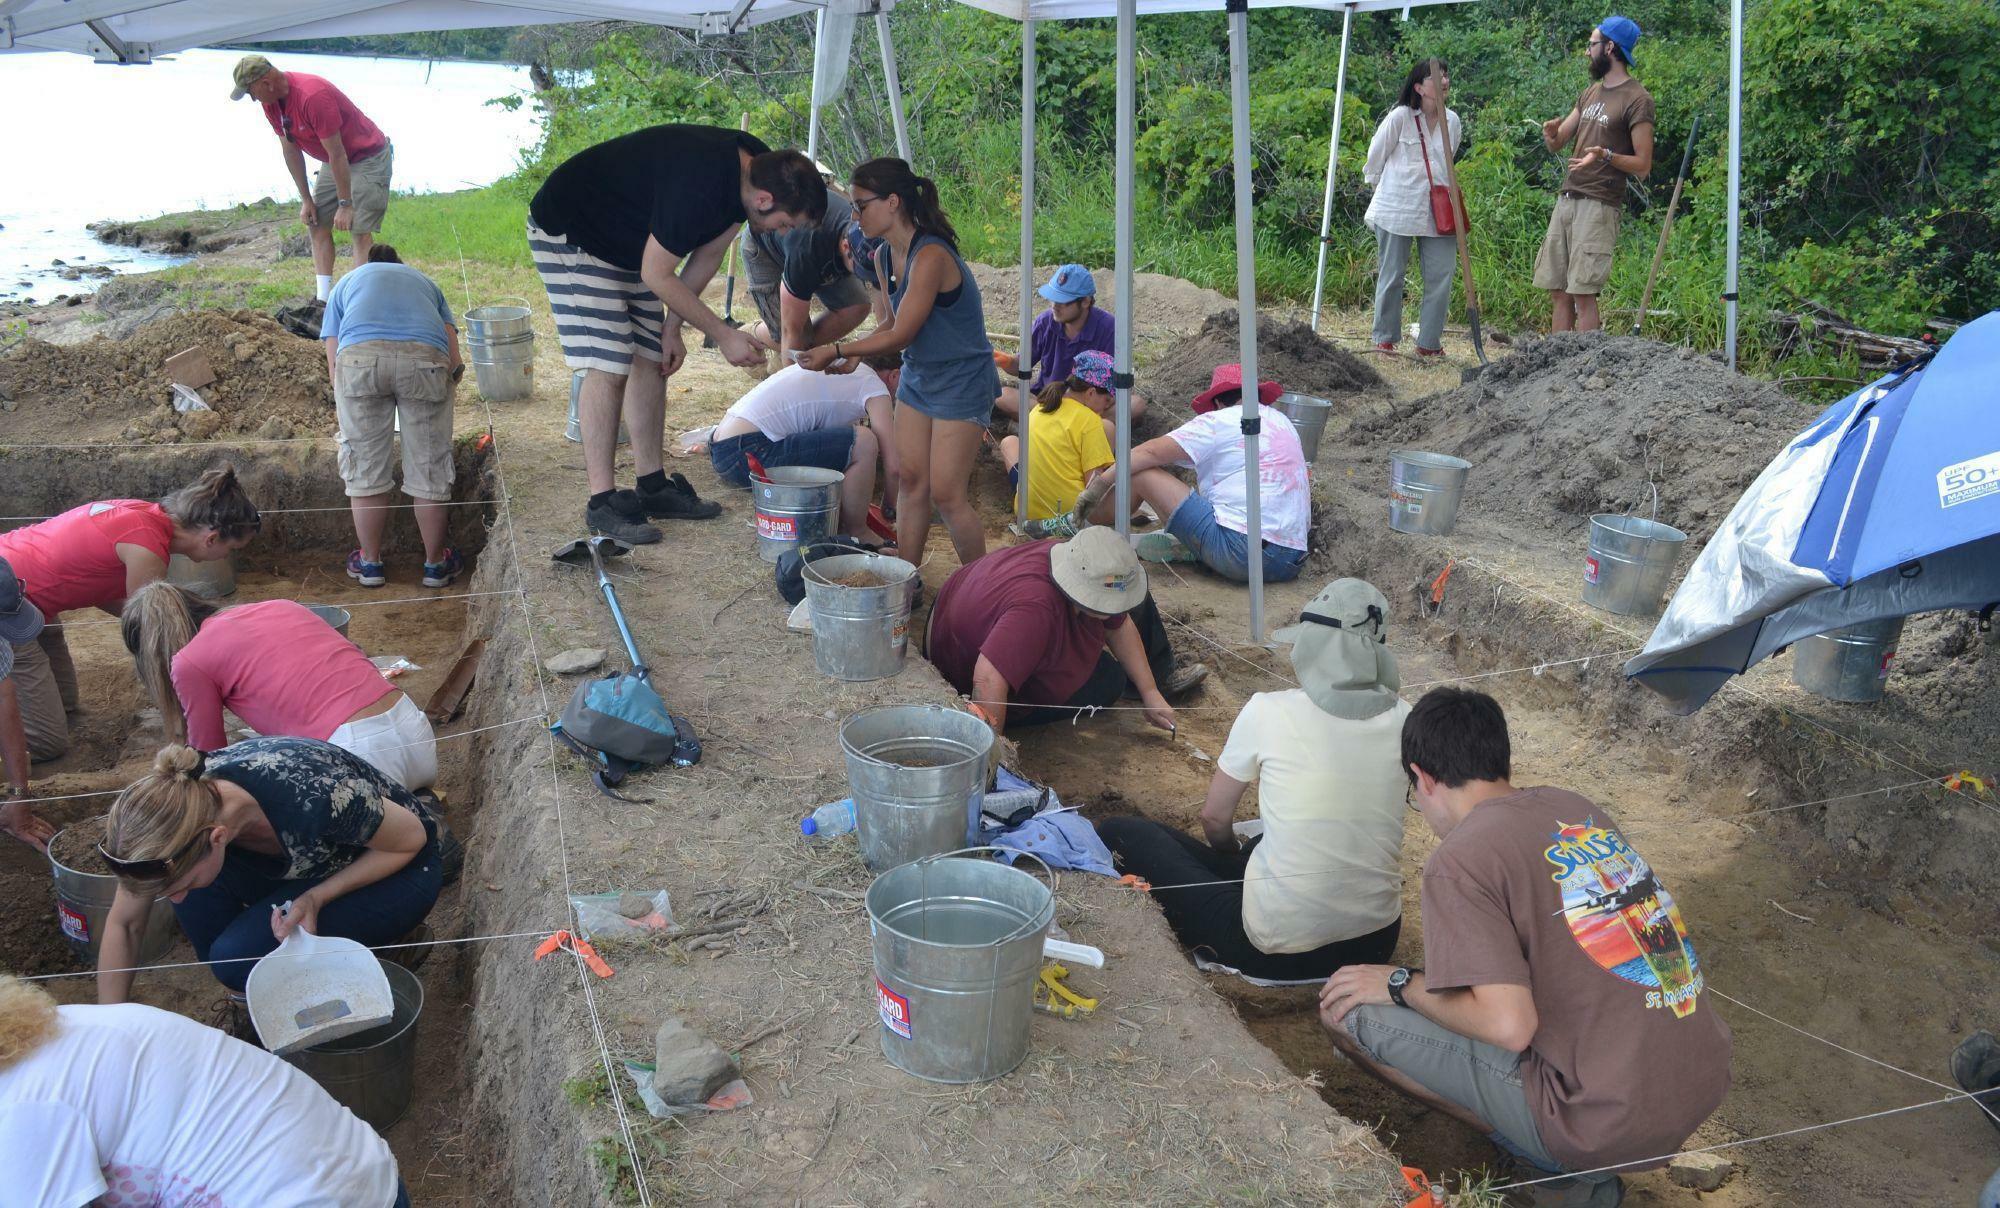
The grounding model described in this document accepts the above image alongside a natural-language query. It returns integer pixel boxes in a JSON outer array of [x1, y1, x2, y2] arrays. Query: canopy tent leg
[[1724, 0, 1743, 370], [1309, 4, 1355, 333], [1017, 18, 1037, 528], [876, 9, 912, 162], [1226, 0, 1265, 643], [806, 6, 828, 161], [1112, 0, 1137, 533]]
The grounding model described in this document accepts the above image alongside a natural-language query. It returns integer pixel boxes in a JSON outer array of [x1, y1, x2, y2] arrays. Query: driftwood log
[[1770, 302, 1951, 369]]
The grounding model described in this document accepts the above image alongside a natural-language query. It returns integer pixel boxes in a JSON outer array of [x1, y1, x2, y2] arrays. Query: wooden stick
[[1634, 115, 1701, 336]]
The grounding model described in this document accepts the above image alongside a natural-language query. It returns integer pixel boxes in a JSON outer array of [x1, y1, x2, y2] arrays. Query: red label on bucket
[[876, 979, 912, 1039], [58, 902, 89, 943], [1879, 649, 1898, 677], [757, 514, 799, 541], [1584, 555, 1600, 584]]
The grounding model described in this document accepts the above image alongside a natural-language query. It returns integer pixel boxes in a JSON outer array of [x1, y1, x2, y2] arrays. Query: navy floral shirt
[[204, 736, 436, 881]]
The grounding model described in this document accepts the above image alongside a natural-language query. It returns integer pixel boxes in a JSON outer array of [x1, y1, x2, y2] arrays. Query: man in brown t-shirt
[[1533, 16, 1656, 334], [1321, 688, 1730, 1207]]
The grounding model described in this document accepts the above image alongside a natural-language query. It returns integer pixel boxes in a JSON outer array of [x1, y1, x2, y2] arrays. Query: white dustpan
[[246, 926, 394, 1055]]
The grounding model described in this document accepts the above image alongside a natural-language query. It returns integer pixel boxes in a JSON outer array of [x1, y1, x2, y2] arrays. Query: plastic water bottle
[[800, 798, 857, 838]]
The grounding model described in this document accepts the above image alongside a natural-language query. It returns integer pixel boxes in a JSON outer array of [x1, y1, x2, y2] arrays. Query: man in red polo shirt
[[231, 55, 394, 302]]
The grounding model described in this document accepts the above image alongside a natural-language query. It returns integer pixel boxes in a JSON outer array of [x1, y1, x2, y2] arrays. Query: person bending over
[[743, 190, 872, 362], [708, 356, 900, 538]]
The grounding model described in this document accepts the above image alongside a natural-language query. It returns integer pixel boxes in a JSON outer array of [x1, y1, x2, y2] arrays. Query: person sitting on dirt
[[1001, 350, 1119, 530], [1097, 579, 1408, 982], [121, 582, 438, 792], [95, 741, 444, 1028], [992, 265, 1148, 422], [0, 558, 55, 853], [743, 190, 873, 362], [230, 55, 394, 303], [708, 356, 901, 539], [1363, 58, 1462, 358], [0, 468, 261, 766], [528, 124, 825, 544], [0, 975, 411, 1207], [1056, 364, 1309, 584], [926, 526, 1205, 732], [323, 244, 467, 591], [1319, 688, 1732, 1207]]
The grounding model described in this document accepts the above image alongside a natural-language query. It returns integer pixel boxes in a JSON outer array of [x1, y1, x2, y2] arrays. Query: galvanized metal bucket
[[465, 300, 534, 403], [1388, 450, 1472, 535], [753, 467, 844, 563], [1582, 514, 1688, 617], [841, 705, 993, 872], [307, 604, 351, 639], [564, 370, 630, 445], [48, 823, 182, 964], [1273, 392, 1333, 464], [804, 553, 918, 681], [284, 959, 423, 1130], [463, 299, 533, 343], [1792, 616, 1905, 703], [867, 850, 1055, 1083], [167, 552, 236, 599]]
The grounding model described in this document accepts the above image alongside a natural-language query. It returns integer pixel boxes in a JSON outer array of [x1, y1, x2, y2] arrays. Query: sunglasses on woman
[[97, 831, 208, 880]]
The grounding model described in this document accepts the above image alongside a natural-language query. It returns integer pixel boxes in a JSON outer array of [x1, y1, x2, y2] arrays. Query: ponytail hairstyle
[[161, 466, 261, 543], [850, 158, 959, 250], [121, 581, 219, 744], [1397, 58, 1447, 111], [104, 744, 223, 898], [1035, 379, 1071, 414]]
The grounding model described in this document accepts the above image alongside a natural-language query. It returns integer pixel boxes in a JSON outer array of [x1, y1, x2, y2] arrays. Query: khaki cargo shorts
[[334, 339, 456, 500], [1533, 193, 1621, 296], [312, 142, 394, 235]]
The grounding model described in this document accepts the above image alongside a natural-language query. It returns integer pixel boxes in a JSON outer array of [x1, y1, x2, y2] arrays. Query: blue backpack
[[552, 672, 700, 800]]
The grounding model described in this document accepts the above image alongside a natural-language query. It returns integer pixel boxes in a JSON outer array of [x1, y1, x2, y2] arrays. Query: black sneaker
[[637, 473, 722, 520], [586, 490, 662, 545]]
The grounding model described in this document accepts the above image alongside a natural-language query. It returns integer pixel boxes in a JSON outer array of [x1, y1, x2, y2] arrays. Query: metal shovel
[[551, 535, 648, 678]]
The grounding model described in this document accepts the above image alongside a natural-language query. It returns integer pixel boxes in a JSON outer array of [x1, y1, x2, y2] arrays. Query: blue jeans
[[173, 839, 443, 992], [394, 1180, 411, 1208], [709, 428, 856, 488], [1165, 492, 1307, 584]]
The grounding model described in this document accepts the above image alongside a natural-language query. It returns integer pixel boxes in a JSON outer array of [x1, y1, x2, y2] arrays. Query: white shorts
[[328, 694, 437, 792]]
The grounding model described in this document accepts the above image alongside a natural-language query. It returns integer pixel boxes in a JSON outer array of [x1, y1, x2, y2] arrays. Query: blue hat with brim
[[1599, 14, 1640, 64], [1038, 264, 1097, 303]]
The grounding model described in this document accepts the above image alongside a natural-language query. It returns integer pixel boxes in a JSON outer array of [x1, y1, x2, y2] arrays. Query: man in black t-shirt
[[528, 125, 826, 543]]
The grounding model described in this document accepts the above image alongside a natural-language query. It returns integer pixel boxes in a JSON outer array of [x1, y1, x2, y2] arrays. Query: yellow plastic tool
[[1034, 963, 1099, 1018]]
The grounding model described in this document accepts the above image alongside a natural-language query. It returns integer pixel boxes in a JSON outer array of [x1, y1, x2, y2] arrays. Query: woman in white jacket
[[1362, 60, 1462, 358]]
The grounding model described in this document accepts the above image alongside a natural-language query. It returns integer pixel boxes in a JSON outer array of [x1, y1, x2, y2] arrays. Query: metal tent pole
[[1016, 17, 1037, 528], [1112, 0, 1136, 533], [1724, 0, 1743, 369], [806, 6, 828, 160], [876, 8, 912, 161], [1309, 4, 1355, 333], [1226, 0, 1264, 643]]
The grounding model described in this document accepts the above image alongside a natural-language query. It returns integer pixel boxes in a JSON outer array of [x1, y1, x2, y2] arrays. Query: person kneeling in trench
[[95, 740, 443, 1036], [925, 526, 1206, 731], [1097, 579, 1408, 982]]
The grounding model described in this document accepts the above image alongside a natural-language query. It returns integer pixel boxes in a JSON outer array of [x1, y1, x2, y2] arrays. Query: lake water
[[0, 48, 543, 304]]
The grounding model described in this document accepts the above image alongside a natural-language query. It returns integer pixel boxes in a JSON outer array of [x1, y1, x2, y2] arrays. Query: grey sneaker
[[1160, 662, 1209, 699], [586, 490, 662, 545]]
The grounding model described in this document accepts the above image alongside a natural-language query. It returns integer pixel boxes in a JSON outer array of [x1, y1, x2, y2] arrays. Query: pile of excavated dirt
[[1144, 311, 1386, 415], [0, 309, 334, 444], [1348, 332, 1821, 546]]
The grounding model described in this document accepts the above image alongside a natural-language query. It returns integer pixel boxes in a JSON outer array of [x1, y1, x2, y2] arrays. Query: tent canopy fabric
[[1624, 310, 2000, 713]]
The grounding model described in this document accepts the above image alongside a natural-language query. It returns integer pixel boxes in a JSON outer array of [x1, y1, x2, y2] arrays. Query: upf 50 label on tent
[[876, 979, 912, 1039], [1938, 451, 2000, 509]]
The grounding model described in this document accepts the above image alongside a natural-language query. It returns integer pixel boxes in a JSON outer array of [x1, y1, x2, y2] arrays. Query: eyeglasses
[[97, 832, 208, 881], [851, 194, 887, 212], [1587, 37, 1611, 49]]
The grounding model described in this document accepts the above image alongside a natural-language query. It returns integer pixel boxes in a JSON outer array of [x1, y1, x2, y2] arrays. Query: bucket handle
[[911, 846, 1059, 949], [481, 295, 532, 314], [843, 707, 990, 771]]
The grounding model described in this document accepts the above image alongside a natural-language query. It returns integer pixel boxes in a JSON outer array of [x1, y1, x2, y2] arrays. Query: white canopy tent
[[5, 0, 1754, 644]]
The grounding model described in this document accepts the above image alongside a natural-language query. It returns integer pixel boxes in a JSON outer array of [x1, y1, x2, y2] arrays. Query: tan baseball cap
[[229, 55, 274, 100], [1048, 526, 1147, 616]]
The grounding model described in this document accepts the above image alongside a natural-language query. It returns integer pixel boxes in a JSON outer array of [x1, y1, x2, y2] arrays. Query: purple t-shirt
[[1028, 306, 1116, 392]]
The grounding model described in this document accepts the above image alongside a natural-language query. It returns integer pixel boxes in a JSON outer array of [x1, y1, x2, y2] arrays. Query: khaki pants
[[334, 340, 457, 501], [9, 628, 75, 761]]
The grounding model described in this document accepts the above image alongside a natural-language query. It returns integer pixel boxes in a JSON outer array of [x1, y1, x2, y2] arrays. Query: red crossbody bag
[[1415, 111, 1462, 236]]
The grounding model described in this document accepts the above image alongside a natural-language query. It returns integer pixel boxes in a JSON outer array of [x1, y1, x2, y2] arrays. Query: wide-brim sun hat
[[1191, 363, 1284, 414], [1272, 578, 1402, 720], [1049, 526, 1147, 616]]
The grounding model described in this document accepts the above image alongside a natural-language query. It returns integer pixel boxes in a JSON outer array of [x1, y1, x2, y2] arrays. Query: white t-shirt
[[1217, 690, 1411, 952], [718, 363, 889, 441], [0, 1004, 400, 1208], [1166, 404, 1312, 550]]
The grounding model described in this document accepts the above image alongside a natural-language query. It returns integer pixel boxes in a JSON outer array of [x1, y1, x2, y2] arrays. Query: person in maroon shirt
[[231, 55, 394, 301]]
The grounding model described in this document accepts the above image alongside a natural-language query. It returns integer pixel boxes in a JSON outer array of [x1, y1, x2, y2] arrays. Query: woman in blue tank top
[[801, 158, 997, 568]]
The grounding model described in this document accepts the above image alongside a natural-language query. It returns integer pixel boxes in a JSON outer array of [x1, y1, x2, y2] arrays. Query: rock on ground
[[651, 1016, 739, 1106], [543, 647, 606, 675], [1667, 1151, 1737, 1191]]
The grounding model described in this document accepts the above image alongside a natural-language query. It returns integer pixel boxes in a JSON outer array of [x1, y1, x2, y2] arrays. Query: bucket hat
[[229, 55, 275, 100], [1191, 363, 1284, 414], [1272, 578, 1401, 720], [1049, 527, 1147, 616], [1038, 264, 1097, 303]]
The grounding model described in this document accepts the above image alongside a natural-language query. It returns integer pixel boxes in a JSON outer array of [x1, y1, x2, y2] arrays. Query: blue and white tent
[[1625, 310, 2000, 713]]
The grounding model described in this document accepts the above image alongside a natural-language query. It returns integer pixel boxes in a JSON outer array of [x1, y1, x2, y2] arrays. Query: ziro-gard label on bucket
[[876, 979, 912, 1039], [757, 515, 800, 541], [1584, 555, 1601, 584], [58, 903, 89, 943]]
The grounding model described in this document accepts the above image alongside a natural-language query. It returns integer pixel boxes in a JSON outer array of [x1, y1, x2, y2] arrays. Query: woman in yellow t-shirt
[[998, 349, 1117, 524]]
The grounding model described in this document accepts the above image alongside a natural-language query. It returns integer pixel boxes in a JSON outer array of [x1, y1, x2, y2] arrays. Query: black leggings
[[1096, 815, 1401, 982], [1009, 595, 1176, 728]]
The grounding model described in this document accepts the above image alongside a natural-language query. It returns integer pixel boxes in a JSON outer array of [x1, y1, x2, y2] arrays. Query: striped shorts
[[526, 222, 663, 375]]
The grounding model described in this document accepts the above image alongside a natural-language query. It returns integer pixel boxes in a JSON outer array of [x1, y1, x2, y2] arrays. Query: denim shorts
[[710, 428, 856, 489], [1165, 492, 1307, 584]]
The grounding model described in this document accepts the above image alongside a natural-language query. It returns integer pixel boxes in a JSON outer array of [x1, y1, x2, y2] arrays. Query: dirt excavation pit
[[0, 442, 502, 1204], [1144, 310, 1387, 419]]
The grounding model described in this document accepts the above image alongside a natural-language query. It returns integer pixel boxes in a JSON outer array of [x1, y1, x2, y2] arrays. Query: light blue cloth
[[979, 768, 1118, 877], [322, 262, 456, 353]]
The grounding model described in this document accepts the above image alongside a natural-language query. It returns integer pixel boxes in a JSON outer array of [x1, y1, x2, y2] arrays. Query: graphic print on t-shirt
[[1545, 818, 1705, 1018]]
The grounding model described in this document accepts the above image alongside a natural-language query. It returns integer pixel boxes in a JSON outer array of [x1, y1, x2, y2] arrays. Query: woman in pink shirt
[[120, 583, 437, 791]]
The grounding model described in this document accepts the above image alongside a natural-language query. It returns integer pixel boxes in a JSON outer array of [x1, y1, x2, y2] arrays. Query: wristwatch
[[336, 197, 353, 209], [1386, 966, 1418, 1009]]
